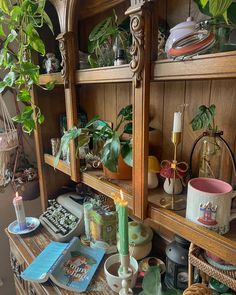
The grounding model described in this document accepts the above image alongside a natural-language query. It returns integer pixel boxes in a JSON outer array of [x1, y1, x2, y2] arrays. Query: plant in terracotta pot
[[55, 104, 133, 179]]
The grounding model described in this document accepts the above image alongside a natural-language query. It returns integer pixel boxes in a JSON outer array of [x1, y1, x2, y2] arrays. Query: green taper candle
[[115, 190, 129, 256]]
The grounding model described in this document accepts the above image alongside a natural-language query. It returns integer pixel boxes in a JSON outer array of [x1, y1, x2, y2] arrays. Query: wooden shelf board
[[154, 51, 236, 81], [148, 189, 236, 265], [81, 170, 133, 210], [44, 153, 71, 176], [39, 73, 63, 85], [76, 65, 132, 84]]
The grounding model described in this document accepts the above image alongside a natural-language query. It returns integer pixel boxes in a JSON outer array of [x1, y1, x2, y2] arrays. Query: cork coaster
[[183, 283, 211, 295]]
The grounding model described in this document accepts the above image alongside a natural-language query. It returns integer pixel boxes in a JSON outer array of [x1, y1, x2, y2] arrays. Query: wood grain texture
[[6, 228, 115, 295], [162, 81, 185, 161], [183, 80, 211, 174]]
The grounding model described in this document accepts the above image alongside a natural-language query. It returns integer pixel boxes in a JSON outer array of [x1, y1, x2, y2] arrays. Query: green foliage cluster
[[190, 104, 216, 131], [55, 104, 133, 173], [194, 0, 236, 24], [0, 0, 55, 133], [88, 11, 130, 67]]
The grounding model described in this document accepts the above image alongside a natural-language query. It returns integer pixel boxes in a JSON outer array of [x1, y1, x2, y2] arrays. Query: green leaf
[[42, 10, 54, 33], [54, 127, 82, 167], [121, 141, 132, 167], [209, 0, 232, 17], [123, 122, 132, 134], [89, 16, 112, 41], [26, 23, 45, 55], [38, 113, 44, 124], [3, 71, 15, 86], [190, 104, 216, 131], [0, 80, 6, 93], [0, 0, 10, 14], [17, 89, 31, 102], [0, 24, 5, 36], [101, 132, 120, 172], [44, 80, 56, 90], [10, 6, 22, 21], [118, 104, 133, 118], [88, 55, 98, 68], [21, 62, 39, 84], [200, 0, 209, 7]]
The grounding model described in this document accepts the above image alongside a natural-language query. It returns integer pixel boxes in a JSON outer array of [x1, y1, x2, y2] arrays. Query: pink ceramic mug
[[186, 178, 236, 234]]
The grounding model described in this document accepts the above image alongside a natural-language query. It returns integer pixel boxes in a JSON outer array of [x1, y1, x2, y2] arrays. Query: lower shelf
[[44, 154, 133, 209], [148, 188, 236, 265], [81, 170, 133, 210]]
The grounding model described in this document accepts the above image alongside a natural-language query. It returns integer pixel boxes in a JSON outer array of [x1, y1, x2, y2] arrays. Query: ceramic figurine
[[43, 53, 60, 73], [148, 156, 160, 189]]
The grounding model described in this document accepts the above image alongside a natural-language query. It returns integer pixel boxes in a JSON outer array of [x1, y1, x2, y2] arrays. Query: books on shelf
[[20, 237, 105, 293]]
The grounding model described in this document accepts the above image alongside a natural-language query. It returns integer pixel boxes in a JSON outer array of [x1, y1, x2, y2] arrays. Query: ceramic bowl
[[104, 254, 138, 293]]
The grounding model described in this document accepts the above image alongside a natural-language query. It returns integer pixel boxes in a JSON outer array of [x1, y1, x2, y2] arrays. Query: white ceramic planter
[[163, 178, 183, 195]]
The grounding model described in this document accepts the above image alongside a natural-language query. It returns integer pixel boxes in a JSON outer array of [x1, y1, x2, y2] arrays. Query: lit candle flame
[[120, 190, 124, 200], [15, 191, 19, 198]]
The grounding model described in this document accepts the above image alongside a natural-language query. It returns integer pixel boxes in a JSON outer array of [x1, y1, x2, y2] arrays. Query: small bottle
[[13, 192, 27, 230], [114, 49, 126, 66]]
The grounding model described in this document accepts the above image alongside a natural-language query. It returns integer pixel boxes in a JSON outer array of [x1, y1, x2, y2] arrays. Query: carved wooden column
[[126, 0, 153, 219], [57, 32, 80, 182]]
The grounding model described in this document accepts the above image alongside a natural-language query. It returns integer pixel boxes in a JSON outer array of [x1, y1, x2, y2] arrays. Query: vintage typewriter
[[39, 193, 84, 242]]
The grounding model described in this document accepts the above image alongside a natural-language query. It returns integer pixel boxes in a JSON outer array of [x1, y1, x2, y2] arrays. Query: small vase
[[44, 53, 60, 73], [163, 178, 182, 195]]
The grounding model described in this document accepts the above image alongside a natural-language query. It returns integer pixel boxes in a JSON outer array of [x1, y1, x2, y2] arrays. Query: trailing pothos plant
[[54, 104, 133, 173], [190, 104, 216, 132], [0, 0, 55, 134]]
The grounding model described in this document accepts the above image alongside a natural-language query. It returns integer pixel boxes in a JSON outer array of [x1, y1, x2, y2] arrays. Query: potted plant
[[55, 104, 133, 180], [0, 0, 55, 134], [194, 0, 236, 52], [87, 10, 131, 68]]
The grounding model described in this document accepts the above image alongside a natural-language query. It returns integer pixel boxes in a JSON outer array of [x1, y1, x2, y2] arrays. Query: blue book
[[21, 237, 105, 292]]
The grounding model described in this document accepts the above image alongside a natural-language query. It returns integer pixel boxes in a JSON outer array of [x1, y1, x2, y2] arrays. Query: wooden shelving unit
[[81, 170, 133, 209], [153, 51, 236, 81], [76, 64, 132, 84]]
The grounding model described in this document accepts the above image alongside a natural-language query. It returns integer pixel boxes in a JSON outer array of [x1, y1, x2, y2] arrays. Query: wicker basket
[[189, 244, 236, 291]]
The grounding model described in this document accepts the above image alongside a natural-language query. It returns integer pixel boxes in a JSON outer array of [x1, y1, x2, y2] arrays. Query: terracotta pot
[[103, 155, 132, 180]]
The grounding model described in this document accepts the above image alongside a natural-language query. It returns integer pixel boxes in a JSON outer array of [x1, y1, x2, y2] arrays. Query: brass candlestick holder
[[171, 131, 181, 209], [159, 132, 188, 210]]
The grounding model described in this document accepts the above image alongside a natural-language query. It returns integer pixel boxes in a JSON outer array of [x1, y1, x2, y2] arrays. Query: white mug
[[186, 178, 236, 234]]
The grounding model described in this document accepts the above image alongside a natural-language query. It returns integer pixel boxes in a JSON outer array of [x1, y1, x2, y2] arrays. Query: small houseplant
[[0, 0, 55, 134], [55, 104, 133, 179], [194, 0, 236, 52], [190, 104, 222, 178], [88, 11, 130, 67]]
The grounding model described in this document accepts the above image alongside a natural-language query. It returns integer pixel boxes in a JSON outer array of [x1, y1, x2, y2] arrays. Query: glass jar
[[198, 131, 223, 179], [199, 19, 236, 53]]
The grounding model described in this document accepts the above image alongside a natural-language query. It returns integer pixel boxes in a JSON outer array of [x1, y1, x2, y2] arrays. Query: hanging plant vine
[[0, 0, 55, 134]]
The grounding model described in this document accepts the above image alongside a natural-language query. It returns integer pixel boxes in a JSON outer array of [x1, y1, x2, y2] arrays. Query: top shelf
[[154, 51, 236, 81]]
